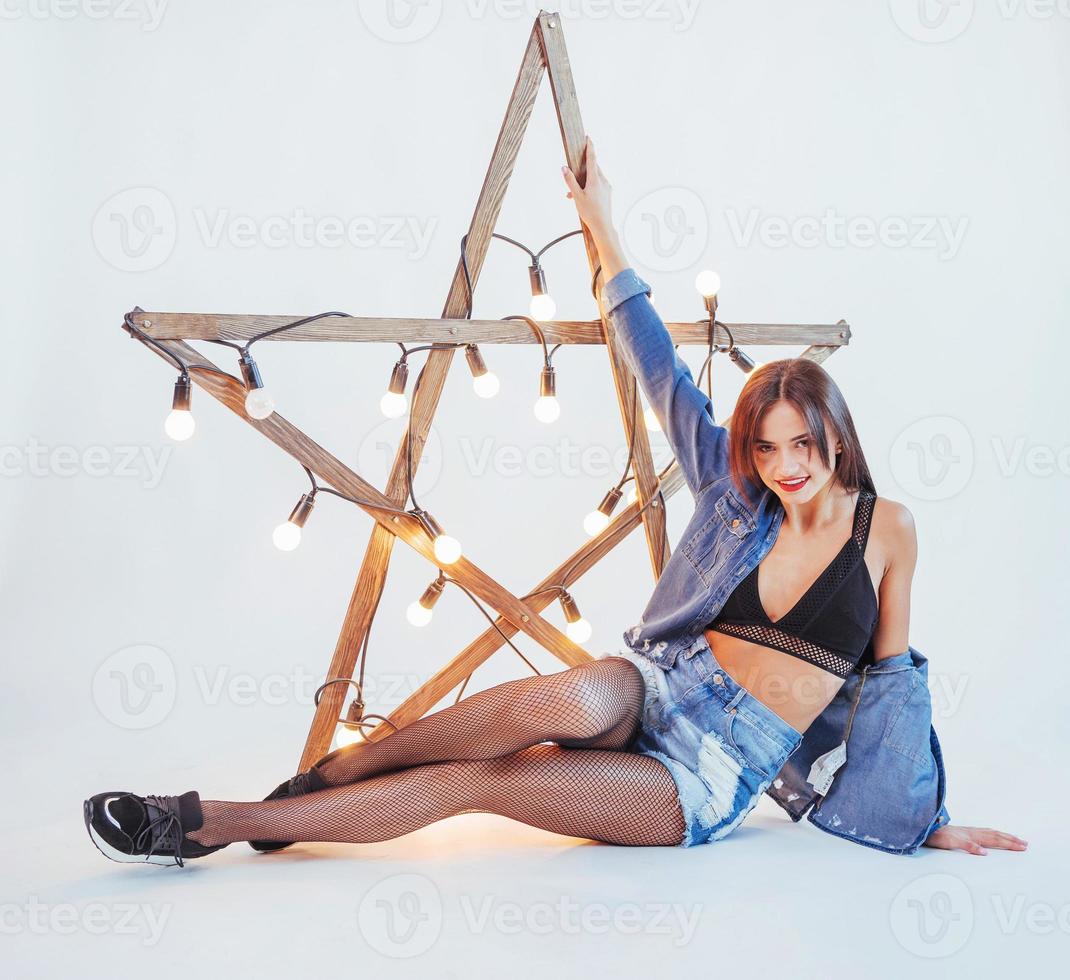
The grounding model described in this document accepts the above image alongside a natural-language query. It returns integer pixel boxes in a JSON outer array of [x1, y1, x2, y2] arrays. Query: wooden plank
[[297, 17, 552, 770], [538, 11, 671, 580], [132, 311, 852, 347]]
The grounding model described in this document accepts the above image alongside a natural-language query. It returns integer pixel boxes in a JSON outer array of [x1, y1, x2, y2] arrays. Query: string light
[[695, 268, 758, 375], [559, 591, 592, 644], [238, 350, 276, 420], [164, 375, 195, 441], [380, 359, 409, 418], [528, 260, 557, 320], [584, 486, 622, 537], [273, 493, 315, 551], [415, 510, 463, 564], [406, 572, 445, 627], [464, 344, 500, 398], [534, 364, 560, 423], [643, 404, 661, 432]]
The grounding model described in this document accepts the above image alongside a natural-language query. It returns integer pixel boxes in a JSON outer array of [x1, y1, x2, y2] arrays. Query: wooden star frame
[[124, 10, 849, 773]]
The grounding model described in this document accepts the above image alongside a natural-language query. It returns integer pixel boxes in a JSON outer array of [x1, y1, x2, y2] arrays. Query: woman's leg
[[310, 656, 645, 787], [188, 743, 685, 848]]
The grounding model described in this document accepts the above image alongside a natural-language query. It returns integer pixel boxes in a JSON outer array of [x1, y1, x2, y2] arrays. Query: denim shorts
[[600, 634, 804, 847]]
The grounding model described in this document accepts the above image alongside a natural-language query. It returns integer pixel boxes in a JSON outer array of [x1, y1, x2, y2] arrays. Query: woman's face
[[752, 400, 841, 503]]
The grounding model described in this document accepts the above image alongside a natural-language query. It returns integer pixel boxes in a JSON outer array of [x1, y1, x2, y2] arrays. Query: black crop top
[[706, 489, 879, 679]]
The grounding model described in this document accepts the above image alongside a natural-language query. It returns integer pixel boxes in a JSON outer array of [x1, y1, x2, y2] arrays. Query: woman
[[84, 137, 1026, 866]]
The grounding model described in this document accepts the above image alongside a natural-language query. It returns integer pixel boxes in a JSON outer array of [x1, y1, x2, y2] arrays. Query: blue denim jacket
[[600, 266, 950, 855]]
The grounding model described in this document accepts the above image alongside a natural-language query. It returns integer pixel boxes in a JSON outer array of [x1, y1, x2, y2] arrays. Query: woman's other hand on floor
[[923, 824, 1029, 855]]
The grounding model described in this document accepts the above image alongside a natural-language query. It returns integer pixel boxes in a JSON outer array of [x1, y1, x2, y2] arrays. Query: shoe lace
[[134, 794, 186, 868]]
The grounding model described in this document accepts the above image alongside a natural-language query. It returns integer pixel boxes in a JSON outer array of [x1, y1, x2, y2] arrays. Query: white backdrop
[[3, 2, 1068, 977]]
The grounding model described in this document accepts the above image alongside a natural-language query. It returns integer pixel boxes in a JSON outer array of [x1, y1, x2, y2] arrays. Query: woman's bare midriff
[[703, 627, 846, 736]]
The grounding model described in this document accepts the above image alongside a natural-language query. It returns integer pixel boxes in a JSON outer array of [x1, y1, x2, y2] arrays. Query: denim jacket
[[600, 266, 950, 855]]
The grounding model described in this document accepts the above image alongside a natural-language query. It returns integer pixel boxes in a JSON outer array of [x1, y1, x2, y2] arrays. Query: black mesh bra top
[[706, 489, 879, 679]]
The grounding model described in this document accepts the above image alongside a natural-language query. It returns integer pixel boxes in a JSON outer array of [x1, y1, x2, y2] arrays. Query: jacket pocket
[[682, 489, 754, 587], [881, 669, 933, 766]]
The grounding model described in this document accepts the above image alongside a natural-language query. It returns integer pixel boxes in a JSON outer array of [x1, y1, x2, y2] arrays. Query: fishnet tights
[[189, 744, 685, 848], [186, 657, 687, 848], [314, 655, 649, 785]]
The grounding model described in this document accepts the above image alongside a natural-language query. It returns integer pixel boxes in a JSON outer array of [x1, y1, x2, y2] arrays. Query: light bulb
[[332, 725, 363, 750], [380, 390, 407, 418], [583, 509, 610, 537], [529, 292, 557, 321], [406, 600, 434, 627], [566, 617, 593, 644], [244, 387, 275, 420], [165, 376, 195, 441], [695, 269, 721, 298], [534, 396, 560, 423], [472, 371, 500, 398], [626, 485, 639, 505], [433, 534, 462, 565], [644, 406, 661, 432], [164, 409, 195, 441], [273, 493, 315, 551], [273, 521, 302, 552]]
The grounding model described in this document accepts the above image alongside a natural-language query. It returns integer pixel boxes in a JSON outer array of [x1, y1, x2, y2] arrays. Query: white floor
[[7, 755, 1063, 979]]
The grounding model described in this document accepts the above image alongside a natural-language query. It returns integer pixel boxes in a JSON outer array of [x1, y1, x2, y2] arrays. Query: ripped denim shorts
[[601, 633, 804, 847]]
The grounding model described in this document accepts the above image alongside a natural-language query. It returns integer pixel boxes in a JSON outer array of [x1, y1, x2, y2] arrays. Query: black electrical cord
[[122, 311, 239, 383]]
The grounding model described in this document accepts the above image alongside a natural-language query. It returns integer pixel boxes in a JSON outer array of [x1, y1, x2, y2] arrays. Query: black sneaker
[[248, 766, 328, 853], [83, 790, 225, 867]]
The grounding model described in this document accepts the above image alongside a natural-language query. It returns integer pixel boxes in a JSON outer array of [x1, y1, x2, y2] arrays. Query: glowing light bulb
[[273, 493, 314, 552], [644, 406, 661, 432], [530, 292, 557, 321], [472, 371, 500, 398], [332, 725, 363, 750], [380, 390, 407, 418], [165, 376, 195, 441], [534, 396, 560, 423], [583, 509, 610, 537], [695, 269, 721, 298], [566, 617, 593, 644], [433, 534, 463, 565], [626, 485, 639, 505], [272, 520, 302, 552], [164, 409, 195, 442], [244, 387, 275, 420], [406, 600, 434, 627]]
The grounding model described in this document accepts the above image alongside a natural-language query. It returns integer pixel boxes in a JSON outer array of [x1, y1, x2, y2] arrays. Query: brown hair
[[727, 358, 876, 505]]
